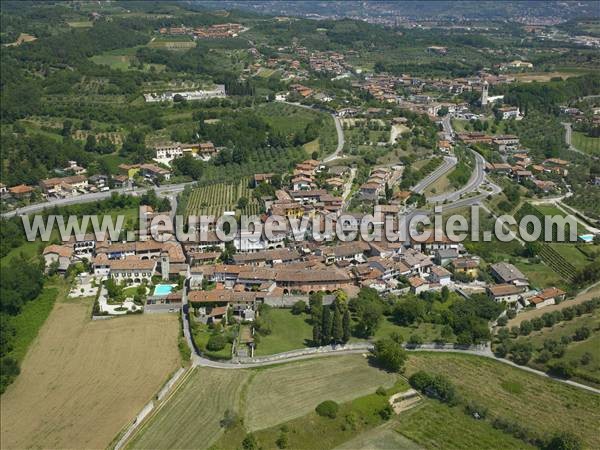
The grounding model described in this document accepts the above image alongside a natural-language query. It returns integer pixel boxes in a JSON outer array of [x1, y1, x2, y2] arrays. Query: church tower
[[481, 81, 489, 107], [160, 252, 170, 281]]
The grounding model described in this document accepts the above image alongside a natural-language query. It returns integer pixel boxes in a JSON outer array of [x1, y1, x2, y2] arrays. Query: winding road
[[411, 156, 458, 195]]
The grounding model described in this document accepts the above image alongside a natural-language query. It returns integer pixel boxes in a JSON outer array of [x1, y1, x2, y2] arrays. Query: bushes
[[291, 300, 307, 315], [408, 370, 457, 405], [544, 431, 583, 450], [372, 338, 407, 372], [573, 326, 590, 341], [206, 334, 226, 351], [315, 400, 339, 419]]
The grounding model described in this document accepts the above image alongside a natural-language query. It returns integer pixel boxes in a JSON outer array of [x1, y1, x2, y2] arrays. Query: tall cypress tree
[[321, 306, 332, 345], [342, 309, 351, 343], [312, 323, 321, 347], [332, 307, 343, 344]]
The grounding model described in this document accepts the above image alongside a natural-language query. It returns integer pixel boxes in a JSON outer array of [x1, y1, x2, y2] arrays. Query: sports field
[[0, 297, 180, 449]]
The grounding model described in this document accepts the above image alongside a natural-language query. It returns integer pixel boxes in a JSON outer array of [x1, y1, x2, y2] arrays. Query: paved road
[[181, 314, 600, 393], [440, 115, 454, 142], [411, 155, 458, 195], [428, 150, 486, 203], [1, 182, 193, 219], [277, 100, 344, 163], [323, 112, 345, 163]]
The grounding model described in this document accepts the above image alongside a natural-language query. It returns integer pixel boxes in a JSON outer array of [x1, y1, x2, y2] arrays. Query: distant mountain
[[195, 1, 600, 22]]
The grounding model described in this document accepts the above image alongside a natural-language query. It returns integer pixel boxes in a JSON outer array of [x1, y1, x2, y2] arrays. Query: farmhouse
[[487, 283, 525, 304], [43, 244, 74, 273], [8, 184, 34, 199], [528, 287, 566, 309], [490, 262, 528, 286], [39, 175, 88, 196]]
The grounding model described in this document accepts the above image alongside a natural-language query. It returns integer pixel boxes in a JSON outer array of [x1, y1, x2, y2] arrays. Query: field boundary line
[[113, 365, 196, 450]]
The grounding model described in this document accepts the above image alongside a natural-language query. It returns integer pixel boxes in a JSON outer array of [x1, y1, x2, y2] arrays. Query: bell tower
[[481, 81, 489, 107]]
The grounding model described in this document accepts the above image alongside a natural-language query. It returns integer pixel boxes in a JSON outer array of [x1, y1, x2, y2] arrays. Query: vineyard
[[185, 178, 261, 217], [538, 243, 577, 283]]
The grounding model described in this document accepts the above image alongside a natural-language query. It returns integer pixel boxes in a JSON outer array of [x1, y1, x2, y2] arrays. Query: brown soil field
[[1, 296, 180, 450]]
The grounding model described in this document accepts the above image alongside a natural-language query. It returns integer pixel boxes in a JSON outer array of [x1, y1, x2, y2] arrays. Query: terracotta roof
[[109, 257, 156, 271], [408, 276, 428, 288], [275, 269, 350, 283], [488, 283, 523, 297], [188, 290, 258, 304], [43, 244, 73, 258], [8, 184, 34, 195], [537, 287, 566, 300]]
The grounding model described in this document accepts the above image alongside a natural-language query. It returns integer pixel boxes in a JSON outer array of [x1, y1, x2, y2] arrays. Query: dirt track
[[1, 297, 180, 450], [506, 282, 600, 327]]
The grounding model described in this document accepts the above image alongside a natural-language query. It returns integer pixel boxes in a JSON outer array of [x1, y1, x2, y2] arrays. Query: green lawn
[[90, 53, 133, 70], [572, 131, 599, 157], [190, 321, 233, 360], [514, 260, 568, 290], [254, 309, 313, 356], [371, 317, 455, 343], [1, 239, 45, 269], [256, 309, 455, 357], [549, 243, 592, 269]]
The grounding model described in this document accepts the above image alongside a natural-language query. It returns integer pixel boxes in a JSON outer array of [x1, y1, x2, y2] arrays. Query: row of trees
[[310, 293, 351, 346]]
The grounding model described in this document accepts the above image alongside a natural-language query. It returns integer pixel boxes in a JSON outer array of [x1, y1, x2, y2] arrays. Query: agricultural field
[[244, 355, 398, 431], [148, 36, 197, 50], [510, 309, 600, 387], [67, 20, 94, 28], [128, 355, 398, 449], [0, 295, 180, 450], [257, 102, 338, 155], [128, 368, 251, 450], [404, 353, 600, 448], [571, 131, 600, 157], [72, 129, 124, 147], [334, 421, 423, 450], [185, 178, 261, 217], [394, 401, 531, 449]]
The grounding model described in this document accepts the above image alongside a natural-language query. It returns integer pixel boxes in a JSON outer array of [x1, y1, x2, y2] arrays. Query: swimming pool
[[153, 284, 174, 296]]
